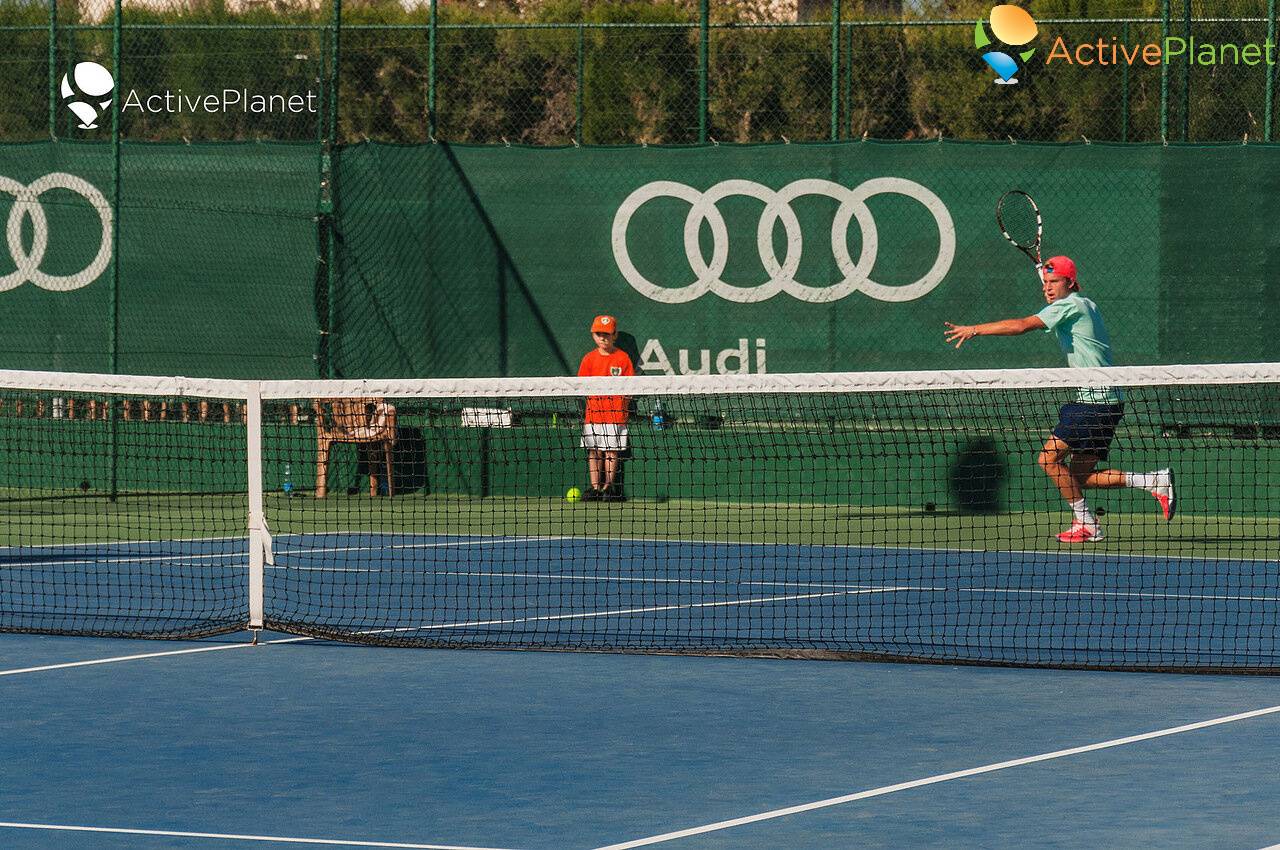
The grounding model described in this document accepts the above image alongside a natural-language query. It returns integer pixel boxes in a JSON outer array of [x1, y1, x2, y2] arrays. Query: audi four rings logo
[[611, 177, 956, 304], [0, 173, 113, 292]]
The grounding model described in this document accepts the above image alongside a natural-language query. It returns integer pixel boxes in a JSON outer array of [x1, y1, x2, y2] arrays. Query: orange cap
[[591, 315, 618, 334]]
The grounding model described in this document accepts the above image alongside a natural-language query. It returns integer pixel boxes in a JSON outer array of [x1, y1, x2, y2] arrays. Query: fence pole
[[109, 0, 122, 499], [428, 0, 437, 138], [829, 0, 840, 140], [844, 22, 853, 139], [47, 0, 56, 138], [1121, 21, 1129, 143], [1181, 0, 1190, 140], [315, 27, 328, 378], [328, 0, 340, 145], [110, 0, 121, 378], [324, 0, 341, 378], [1267, 0, 1276, 140], [698, 0, 708, 143], [576, 25, 584, 145], [1160, 0, 1169, 139]]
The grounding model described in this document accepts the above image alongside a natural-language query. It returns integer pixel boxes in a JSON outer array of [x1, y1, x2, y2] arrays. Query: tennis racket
[[996, 189, 1043, 280]]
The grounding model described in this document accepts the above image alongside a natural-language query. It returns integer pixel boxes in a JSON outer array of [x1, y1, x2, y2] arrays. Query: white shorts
[[580, 423, 629, 452]]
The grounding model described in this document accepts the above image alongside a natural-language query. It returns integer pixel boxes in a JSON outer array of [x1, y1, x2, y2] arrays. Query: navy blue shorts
[[1052, 403, 1124, 460]]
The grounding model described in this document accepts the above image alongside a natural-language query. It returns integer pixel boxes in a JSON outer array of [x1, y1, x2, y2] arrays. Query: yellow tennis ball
[[565, 487, 582, 503]]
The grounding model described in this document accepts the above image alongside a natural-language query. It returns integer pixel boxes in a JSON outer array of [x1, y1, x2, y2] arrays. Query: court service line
[[363, 587, 909, 637], [272, 532, 1280, 567], [0, 533, 247, 551], [261, 563, 1280, 606], [0, 822, 515, 850], [0, 536, 567, 571], [558, 532, 1280, 566], [0, 552, 247, 570], [8, 530, 1277, 566], [591, 703, 1280, 850], [0, 635, 311, 678]]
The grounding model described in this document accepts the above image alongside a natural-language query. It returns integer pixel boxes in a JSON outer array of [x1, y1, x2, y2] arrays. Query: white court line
[[0, 588, 894, 678], [5, 531, 1276, 566], [505, 531, 1280, 565], [0, 635, 311, 677], [359, 588, 908, 637], [591, 703, 1280, 850], [0, 552, 247, 570], [18, 528, 1268, 566], [953, 585, 1280, 603], [0, 532, 523, 554], [262, 563, 1280, 605], [0, 533, 246, 551], [0, 536, 564, 571], [275, 535, 571, 558], [0, 822, 516, 850], [278, 533, 1280, 568], [8, 547, 1275, 604]]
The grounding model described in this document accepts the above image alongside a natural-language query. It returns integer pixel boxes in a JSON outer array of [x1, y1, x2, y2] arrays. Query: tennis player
[[577, 315, 633, 502], [943, 256, 1175, 543]]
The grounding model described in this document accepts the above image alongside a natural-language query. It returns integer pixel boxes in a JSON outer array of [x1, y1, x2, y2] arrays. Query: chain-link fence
[[4, 0, 1280, 144], [3, 0, 1279, 381]]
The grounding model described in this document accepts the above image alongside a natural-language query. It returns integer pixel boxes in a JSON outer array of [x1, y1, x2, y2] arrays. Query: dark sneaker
[[582, 488, 602, 502], [602, 487, 627, 503]]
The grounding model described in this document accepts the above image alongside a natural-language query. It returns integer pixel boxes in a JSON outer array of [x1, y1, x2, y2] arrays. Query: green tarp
[[0, 140, 1275, 378]]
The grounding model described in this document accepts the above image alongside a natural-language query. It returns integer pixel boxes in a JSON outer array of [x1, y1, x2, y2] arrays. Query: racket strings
[[998, 195, 1041, 249]]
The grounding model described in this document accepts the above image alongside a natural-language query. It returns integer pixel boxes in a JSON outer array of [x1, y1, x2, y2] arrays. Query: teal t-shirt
[[1035, 292, 1122, 404]]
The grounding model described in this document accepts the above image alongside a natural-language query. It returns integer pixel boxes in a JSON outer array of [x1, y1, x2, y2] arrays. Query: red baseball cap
[[591, 315, 618, 334], [1042, 256, 1078, 287]]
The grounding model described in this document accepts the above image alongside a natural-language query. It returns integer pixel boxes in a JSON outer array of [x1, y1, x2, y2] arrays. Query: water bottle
[[283, 463, 294, 498], [651, 398, 666, 431]]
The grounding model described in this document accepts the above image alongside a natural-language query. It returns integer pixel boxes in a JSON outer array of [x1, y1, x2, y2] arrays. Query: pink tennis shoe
[[1056, 523, 1105, 544]]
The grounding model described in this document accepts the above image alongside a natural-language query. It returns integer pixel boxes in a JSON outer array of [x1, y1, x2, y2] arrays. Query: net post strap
[[244, 383, 269, 631]]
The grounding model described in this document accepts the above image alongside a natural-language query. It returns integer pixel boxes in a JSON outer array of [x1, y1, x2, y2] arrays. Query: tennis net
[[0, 365, 1277, 671]]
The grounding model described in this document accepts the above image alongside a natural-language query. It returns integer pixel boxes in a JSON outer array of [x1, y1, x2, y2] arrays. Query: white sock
[[1070, 498, 1098, 529], [1124, 471, 1159, 490]]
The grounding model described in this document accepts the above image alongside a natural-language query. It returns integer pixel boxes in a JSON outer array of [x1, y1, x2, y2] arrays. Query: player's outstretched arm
[[944, 316, 1046, 348]]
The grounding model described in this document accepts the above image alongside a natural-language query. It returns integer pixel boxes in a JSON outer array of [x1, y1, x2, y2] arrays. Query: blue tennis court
[[4, 627, 1280, 849], [6, 522, 1280, 848]]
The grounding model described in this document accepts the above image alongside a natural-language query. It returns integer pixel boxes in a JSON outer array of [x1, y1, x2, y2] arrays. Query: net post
[[245, 382, 267, 635]]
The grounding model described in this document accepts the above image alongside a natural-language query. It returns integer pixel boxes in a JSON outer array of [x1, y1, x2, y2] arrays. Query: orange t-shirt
[[578, 349, 634, 424]]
